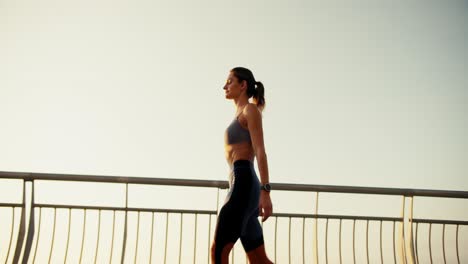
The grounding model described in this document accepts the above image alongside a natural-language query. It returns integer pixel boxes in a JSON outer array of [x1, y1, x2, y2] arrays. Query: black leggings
[[213, 160, 264, 263]]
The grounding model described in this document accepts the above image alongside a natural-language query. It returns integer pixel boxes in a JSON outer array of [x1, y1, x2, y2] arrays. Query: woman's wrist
[[260, 183, 271, 192]]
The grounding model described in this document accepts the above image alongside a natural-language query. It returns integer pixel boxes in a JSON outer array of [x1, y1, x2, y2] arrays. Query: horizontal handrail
[[0, 203, 23, 207], [1, 170, 468, 198], [34, 203, 218, 214], [1, 170, 467, 263]]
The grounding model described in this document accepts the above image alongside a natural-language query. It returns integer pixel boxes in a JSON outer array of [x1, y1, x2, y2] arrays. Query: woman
[[211, 67, 274, 264]]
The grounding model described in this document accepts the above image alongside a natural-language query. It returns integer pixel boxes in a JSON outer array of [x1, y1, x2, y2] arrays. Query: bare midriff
[[225, 142, 254, 165]]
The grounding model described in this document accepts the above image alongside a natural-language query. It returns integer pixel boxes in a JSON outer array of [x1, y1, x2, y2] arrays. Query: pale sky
[[2, 0, 467, 190], [1, 1, 467, 263]]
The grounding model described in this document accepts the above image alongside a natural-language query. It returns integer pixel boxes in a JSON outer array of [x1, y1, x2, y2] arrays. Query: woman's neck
[[234, 97, 249, 110]]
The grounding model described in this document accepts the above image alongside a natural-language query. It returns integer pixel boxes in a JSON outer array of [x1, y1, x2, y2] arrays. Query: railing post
[[121, 183, 128, 264], [20, 180, 35, 264], [13, 180, 27, 263], [407, 196, 416, 264], [399, 196, 407, 264]]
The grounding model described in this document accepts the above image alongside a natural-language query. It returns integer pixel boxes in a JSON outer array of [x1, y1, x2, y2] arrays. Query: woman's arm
[[244, 103, 273, 222]]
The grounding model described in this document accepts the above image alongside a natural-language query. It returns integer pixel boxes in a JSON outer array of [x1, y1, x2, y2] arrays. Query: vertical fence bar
[[455, 224, 460, 264], [193, 213, 198, 264], [274, 216, 278, 263], [352, 220, 356, 264], [303, 217, 306, 264], [216, 188, 220, 214], [209, 188, 220, 264], [339, 219, 342, 264], [379, 221, 383, 264], [19, 181, 35, 264], [412, 222, 417, 264], [289, 217, 292, 264], [314, 192, 319, 264], [48, 208, 57, 263], [79, 209, 87, 264], [149, 212, 155, 264], [94, 209, 102, 264], [392, 221, 396, 264], [12, 181, 26, 264], [366, 220, 369, 264], [164, 213, 169, 264], [64, 209, 72, 263], [121, 184, 129, 264], [179, 213, 183, 264], [5, 207, 15, 263], [325, 218, 329, 264], [135, 211, 141, 264], [442, 224, 446, 264], [415, 223, 419, 264], [208, 215, 212, 264], [110, 210, 116, 264], [31, 207, 42, 264], [407, 197, 415, 264], [216, 188, 220, 211], [428, 224, 433, 264], [399, 197, 407, 264]]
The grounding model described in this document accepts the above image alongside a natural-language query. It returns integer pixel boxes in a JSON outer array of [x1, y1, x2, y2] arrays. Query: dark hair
[[231, 67, 265, 110]]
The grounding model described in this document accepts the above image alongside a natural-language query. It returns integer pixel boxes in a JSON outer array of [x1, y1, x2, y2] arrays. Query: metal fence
[[1, 171, 467, 264]]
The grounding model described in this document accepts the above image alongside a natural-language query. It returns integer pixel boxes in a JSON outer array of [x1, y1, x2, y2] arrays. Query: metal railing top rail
[[1, 170, 468, 198]]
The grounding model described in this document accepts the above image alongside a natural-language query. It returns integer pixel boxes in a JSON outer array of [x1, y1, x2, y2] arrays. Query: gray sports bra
[[225, 113, 251, 145]]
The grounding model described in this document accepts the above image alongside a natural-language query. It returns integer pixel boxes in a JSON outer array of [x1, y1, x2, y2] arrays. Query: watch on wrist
[[261, 183, 271, 192]]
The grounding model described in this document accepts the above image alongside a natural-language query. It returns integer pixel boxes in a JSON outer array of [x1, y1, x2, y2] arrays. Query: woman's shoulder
[[243, 103, 262, 119], [244, 103, 259, 112]]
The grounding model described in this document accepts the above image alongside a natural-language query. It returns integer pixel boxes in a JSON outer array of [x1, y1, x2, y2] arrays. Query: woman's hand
[[259, 191, 273, 222]]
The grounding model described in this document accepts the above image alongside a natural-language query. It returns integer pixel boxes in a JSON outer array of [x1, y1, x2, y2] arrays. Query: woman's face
[[223, 72, 246, 99]]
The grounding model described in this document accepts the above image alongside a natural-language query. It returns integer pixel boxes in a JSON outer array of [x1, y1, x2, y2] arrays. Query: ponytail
[[253, 81, 265, 110]]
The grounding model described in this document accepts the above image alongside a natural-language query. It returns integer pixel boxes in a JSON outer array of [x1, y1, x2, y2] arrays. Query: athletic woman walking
[[211, 67, 274, 264]]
